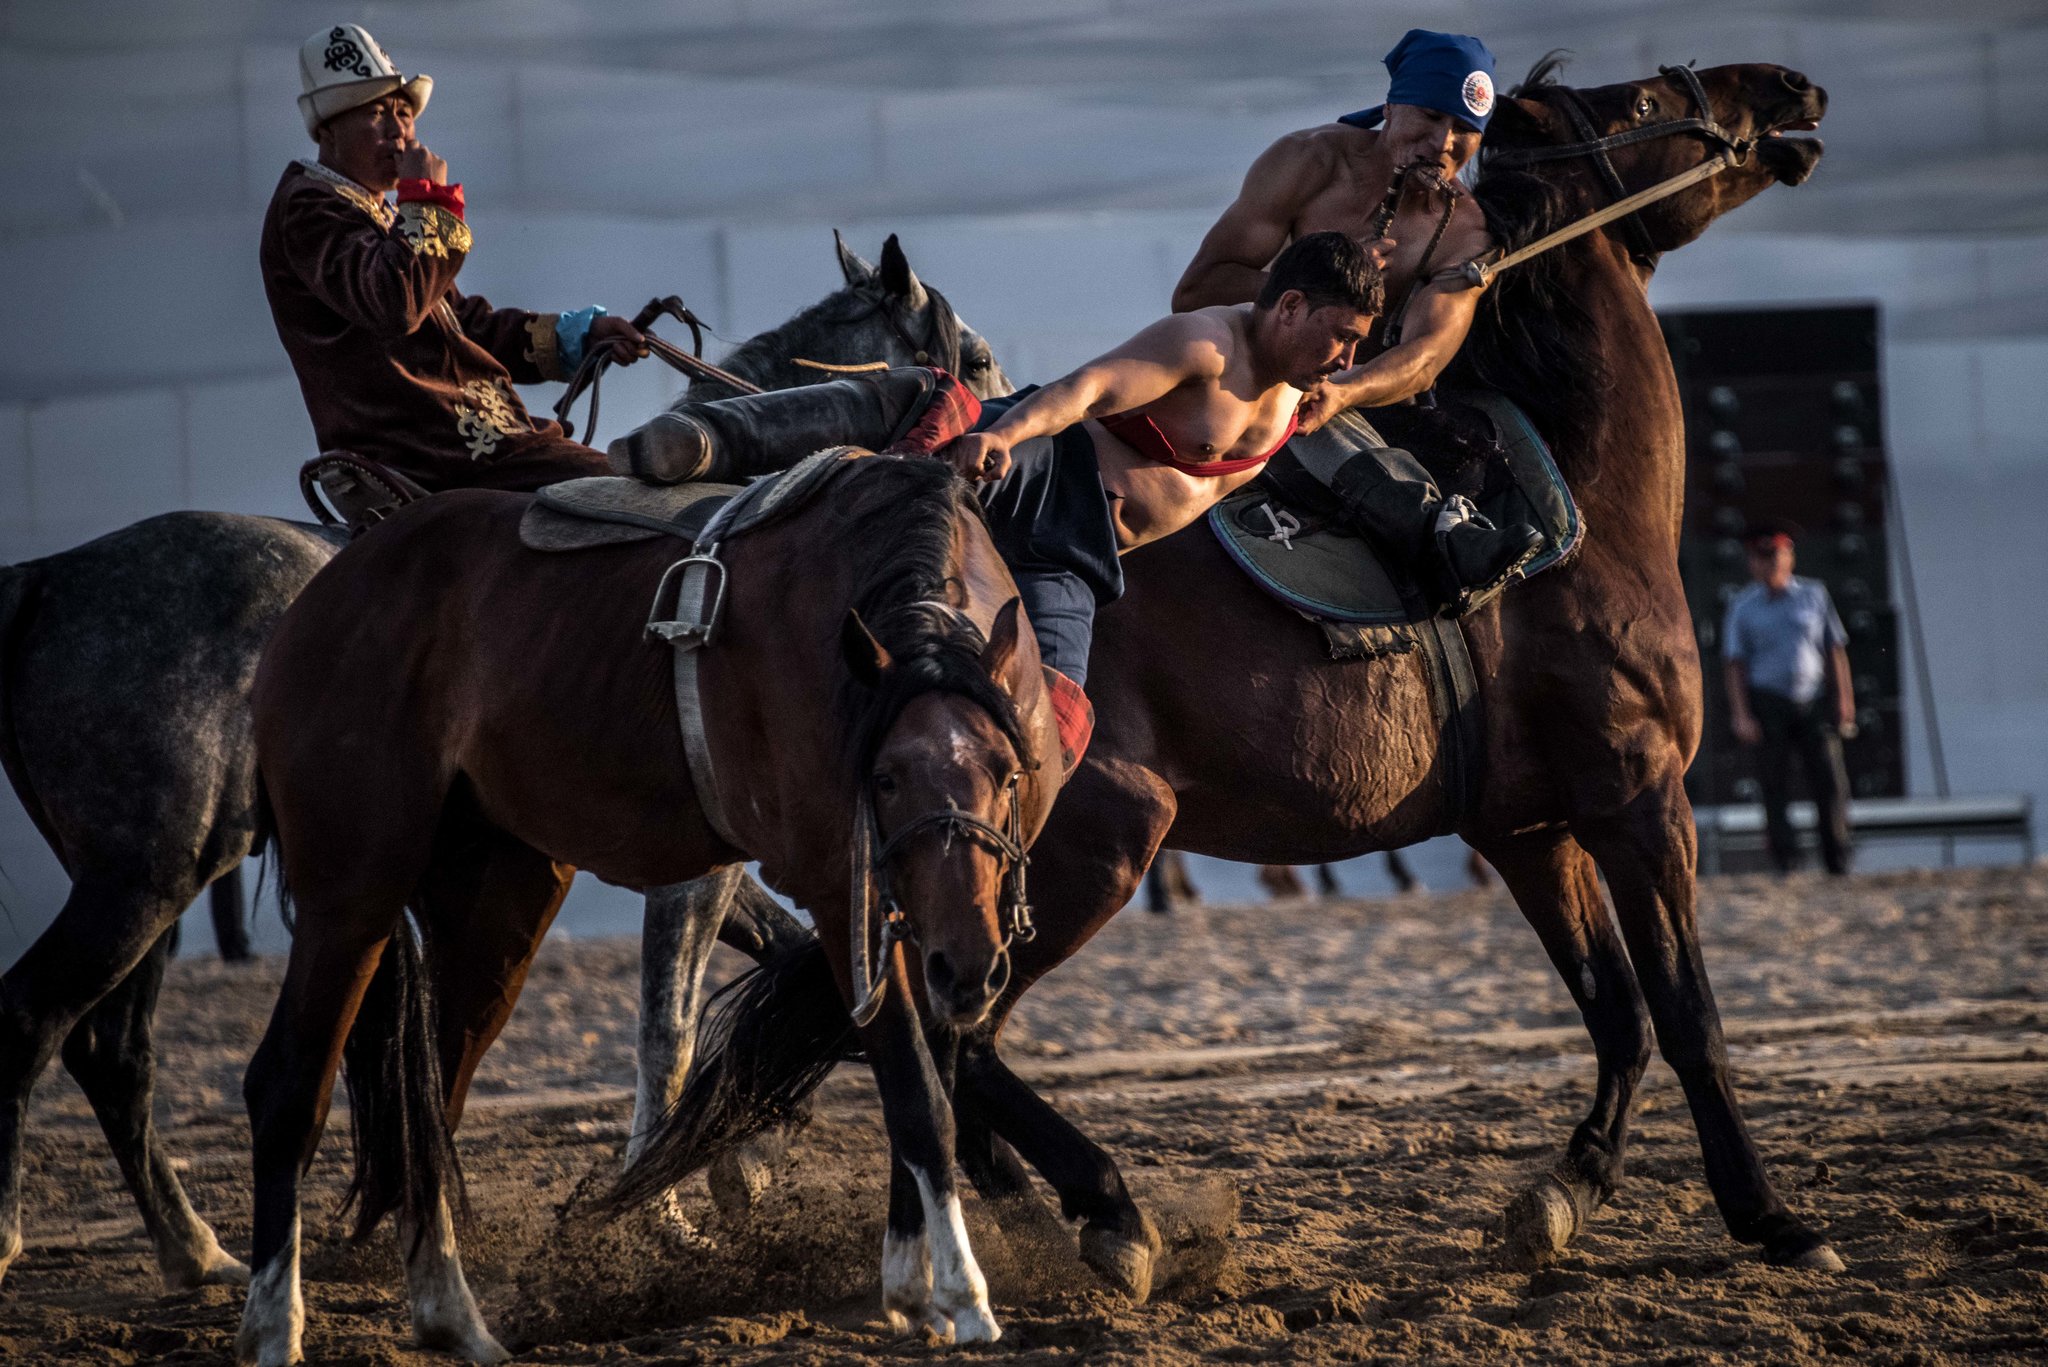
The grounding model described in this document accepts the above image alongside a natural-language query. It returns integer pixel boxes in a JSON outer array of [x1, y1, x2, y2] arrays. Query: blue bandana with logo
[[1339, 29, 1498, 134]]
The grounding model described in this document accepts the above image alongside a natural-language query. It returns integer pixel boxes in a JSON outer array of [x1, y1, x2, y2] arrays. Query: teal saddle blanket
[[1208, 390, 1581, 635]]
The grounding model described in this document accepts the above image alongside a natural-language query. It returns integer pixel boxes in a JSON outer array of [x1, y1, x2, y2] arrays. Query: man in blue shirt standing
[[1722, 522, 1857, 875]]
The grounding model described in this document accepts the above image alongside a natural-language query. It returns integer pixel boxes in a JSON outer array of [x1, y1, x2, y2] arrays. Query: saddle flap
[[519, 476, 736, 551]]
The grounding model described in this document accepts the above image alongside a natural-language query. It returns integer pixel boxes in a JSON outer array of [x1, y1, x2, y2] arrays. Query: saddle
[[515, 448, 854, 554], [1209, 391, 1581, 659], [299, 451, 428, 532]]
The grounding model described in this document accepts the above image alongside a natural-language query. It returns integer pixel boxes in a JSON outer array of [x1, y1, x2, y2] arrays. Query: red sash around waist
[[1096, 408, 1298, 478]]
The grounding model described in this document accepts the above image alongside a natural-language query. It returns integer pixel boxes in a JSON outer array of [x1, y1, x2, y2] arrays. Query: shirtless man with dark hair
[[1175, 29, 1541, 599]]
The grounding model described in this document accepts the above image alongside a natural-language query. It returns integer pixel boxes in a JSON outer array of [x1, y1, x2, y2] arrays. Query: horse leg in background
[[955, 756, 1174, 1300], [60, 923, 250, 1289], [1471, 828, 1652, 1266], [0, 874, 238, 1290], [406, 830, 572, 1361], [858, 961, 997, 1343], [633, 869, 814, 1223], [1385, 849, 1420, 893], [1257, 864, 1307, 899], [1574, 787, 1843, 1270], [209, 864, 254, 963]]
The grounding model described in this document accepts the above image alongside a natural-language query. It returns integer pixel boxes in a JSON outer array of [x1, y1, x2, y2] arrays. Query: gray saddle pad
[[1209, 391, 1580, 650], [519, 448, 860, 552]]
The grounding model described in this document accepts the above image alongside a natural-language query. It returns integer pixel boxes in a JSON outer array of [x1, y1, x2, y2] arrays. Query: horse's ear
[[980, 597, 1026, 694], [834, 229, 875, 287], [878, 233, 928, 309], [1484, 96, 1550, 149], [841, 609, 892, 688]]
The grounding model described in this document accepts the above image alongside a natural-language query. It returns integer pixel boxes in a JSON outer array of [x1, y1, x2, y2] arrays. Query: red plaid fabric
[[1042, 665, 1094, 776], [883, 369, 983, 455]]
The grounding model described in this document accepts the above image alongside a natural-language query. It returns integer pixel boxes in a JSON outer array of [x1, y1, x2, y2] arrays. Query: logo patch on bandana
[[1462, 70, 1495, 119]]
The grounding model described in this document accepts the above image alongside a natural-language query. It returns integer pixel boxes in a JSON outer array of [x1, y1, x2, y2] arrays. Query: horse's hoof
[[648, 1187, 711, 1251], [947, 1301, 1003, 1344], [0, 1225, 21, 1288], [416, 1322, 511, 1364], [1789, 1243, 1847, 1273], [163, 1239, 252, 1291], [1079, 1211, 1163, 1303], [1766, 1232, 1846, 1273], [1501, 1175, 1582, 1268], [707, 1149, 772, 1220]]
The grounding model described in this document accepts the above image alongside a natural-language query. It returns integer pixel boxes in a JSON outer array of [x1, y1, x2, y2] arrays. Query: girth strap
[[1419, 617, 1485, 825], [647, 549, 741, 848]]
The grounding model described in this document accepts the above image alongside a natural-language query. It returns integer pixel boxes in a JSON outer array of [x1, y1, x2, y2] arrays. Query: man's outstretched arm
[[942, 314, 1230, 479], [1171, 136, 1318, 312]]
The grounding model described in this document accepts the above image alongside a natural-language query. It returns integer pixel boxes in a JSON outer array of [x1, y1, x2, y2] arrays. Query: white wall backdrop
[[3, 1, 2043, 960]]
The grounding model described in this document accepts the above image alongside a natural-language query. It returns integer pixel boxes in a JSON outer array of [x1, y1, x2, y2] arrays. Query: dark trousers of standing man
[[1750, 689, 1853, 875]]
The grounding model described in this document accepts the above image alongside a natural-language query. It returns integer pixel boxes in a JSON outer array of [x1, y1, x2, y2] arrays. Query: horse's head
[[685, 233, 1014, 402], [1484, 58, 1827, 258], [829, 232, 1013, 399], [846, 598, 1040, 1028], [843, 562, 1050, 1030]]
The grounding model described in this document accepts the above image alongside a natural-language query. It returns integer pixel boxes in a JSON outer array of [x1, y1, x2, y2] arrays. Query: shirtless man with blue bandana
[[1176, 29, 1543, 598]]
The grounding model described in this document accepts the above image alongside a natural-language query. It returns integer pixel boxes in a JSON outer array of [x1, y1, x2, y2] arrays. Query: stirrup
[[299, 452, 430, 533]]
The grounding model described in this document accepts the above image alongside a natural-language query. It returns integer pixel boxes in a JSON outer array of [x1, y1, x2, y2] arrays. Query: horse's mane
[[1454, 52, 1615, 450], [836, 458, 1029, 778]]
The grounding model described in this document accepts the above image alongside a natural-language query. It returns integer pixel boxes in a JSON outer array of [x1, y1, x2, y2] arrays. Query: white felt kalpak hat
[[296, 24, 432, 137]]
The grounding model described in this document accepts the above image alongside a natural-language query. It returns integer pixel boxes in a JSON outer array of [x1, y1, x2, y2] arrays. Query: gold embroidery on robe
[[396, 201, 473, 259], [524, 314, 564, 381], [298, 159, 393, 226], [455, 379, 522, 460]]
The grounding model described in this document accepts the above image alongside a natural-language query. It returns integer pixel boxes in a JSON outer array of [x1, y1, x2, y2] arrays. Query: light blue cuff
[[556, 305, 609, 370]]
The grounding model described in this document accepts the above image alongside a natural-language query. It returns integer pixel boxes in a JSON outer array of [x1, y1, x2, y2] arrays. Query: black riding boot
[[1291, 424, 1543, 612], [607, 367, 940, 484]]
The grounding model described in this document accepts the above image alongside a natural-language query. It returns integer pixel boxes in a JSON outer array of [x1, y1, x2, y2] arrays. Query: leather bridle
[[1486, 63, 1755, 265], [849, 773, 1034, 1029]]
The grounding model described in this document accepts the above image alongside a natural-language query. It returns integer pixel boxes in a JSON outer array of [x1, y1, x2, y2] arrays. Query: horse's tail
[[337, 909, 465, 1244], [607, 935, 852, 1214]]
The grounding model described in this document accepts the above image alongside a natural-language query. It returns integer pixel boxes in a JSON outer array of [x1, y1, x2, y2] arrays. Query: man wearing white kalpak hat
[[262, 24, 648, 507]]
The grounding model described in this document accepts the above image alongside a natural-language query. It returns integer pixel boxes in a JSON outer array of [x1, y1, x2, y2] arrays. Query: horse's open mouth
[[1758, 120, 1824, 185]]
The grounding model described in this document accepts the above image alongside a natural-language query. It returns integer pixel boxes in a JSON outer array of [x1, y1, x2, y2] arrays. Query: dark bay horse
[[968, 58, 1842, 1284], [0, 233, 997, 1294], [237, 455, 1059, 1363], [638, 61, 1843, 1292]]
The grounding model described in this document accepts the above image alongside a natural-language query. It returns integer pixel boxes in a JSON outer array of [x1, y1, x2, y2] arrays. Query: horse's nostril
[[1781, 70, 1811, 92], [984, 953, 1011, 998], [925, 951, 955, 995]]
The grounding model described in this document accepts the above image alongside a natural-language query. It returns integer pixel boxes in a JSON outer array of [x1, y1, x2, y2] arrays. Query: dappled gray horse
[[0, 232, 1003, 1292]]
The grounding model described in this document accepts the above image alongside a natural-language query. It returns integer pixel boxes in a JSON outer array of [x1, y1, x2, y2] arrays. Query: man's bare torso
[[1090, 308, 1302, 551], [1287, 125, 1488, 318]]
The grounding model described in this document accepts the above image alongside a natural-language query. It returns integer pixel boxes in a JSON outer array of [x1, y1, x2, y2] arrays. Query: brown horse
[[641, 59, 1841, 1293], [234, 455, 1060, 1363]]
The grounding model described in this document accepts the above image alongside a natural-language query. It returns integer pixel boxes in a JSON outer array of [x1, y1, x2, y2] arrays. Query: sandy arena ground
[[3, 863, 2044, 1364]]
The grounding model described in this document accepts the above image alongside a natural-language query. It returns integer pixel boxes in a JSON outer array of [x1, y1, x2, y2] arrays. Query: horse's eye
[[1636, 96, 1655, 118], [967, 354, 989, 372], [873, 772, 898, 798]]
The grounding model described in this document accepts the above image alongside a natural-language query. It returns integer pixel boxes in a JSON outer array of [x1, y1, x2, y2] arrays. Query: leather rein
[[1458, 63, 1757, 290], [553, 296, 765, 444]]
